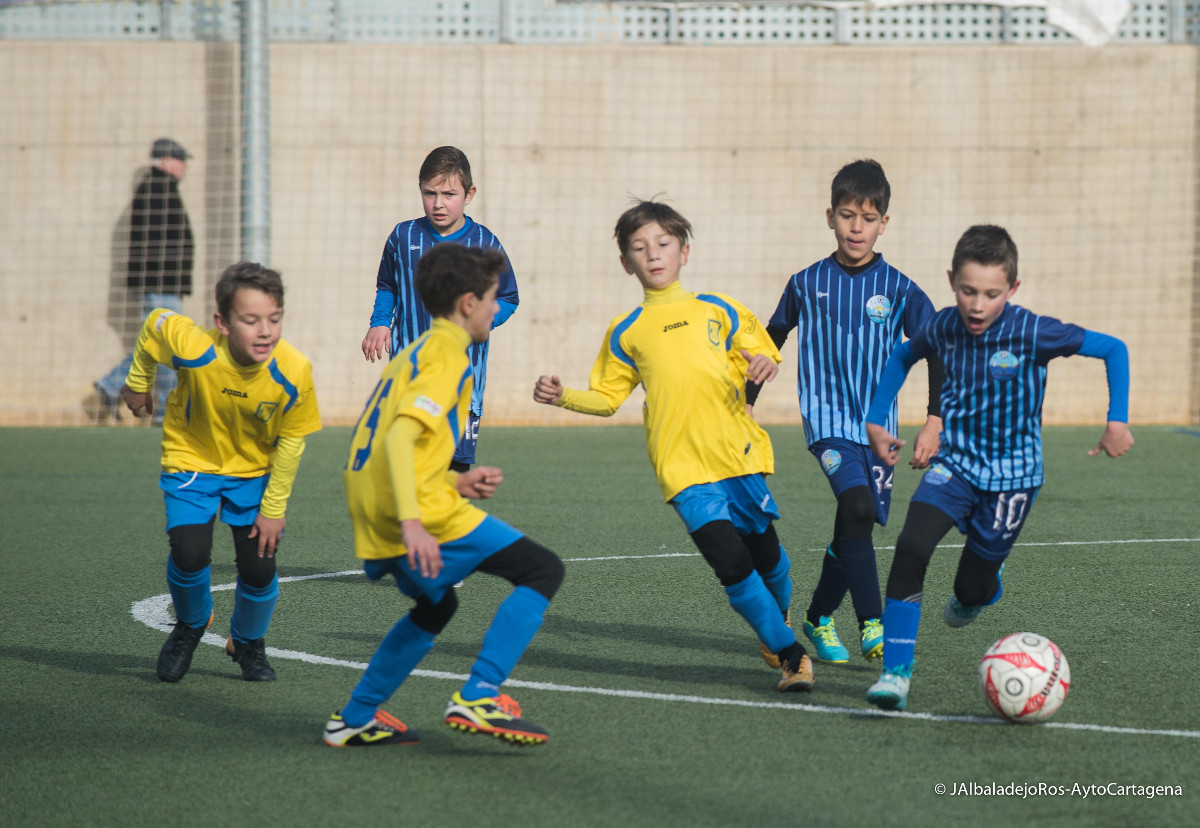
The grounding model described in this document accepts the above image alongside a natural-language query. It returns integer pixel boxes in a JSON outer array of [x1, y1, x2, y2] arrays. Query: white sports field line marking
[[130, 536, 1200, 740]]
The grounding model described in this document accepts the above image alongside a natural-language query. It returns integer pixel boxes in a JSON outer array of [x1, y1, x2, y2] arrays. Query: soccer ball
[[978, 632, 1070, 723]]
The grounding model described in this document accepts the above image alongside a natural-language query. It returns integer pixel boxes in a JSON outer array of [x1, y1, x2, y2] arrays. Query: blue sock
[[882, 597, 921, 672], [760, 547, 793, 617], [461, 586, 550, 701], [838, 536, 882, 621], [166, 558, 213, 629], [725, 572, 794, 654], [230, 575, 279, 643], [807, 545, 846, 622], [343, 615, 436, 727]]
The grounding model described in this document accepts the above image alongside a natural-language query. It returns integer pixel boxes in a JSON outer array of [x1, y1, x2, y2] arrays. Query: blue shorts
[[161, 471, 269, 530], [670, 474, 780, 536], [809, 438, 893, 526], [363, 514, 524, 605], [453, 412, 481, 465], [911, 462, 1039, 562]]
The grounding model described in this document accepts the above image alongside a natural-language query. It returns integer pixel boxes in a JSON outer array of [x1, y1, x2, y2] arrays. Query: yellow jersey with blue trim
[[129, 308, 322, 477], [344, 318, 487, 559], [558, 282, 780, 501]]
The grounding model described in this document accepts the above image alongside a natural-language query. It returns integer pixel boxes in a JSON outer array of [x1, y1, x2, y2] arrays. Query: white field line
[[130, 538, 1200, 740]]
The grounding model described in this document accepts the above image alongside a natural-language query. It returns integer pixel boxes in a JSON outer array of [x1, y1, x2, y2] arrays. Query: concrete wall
[[1, 42, 1195, 426]]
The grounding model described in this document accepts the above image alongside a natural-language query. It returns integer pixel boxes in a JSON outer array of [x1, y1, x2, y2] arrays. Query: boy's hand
[[457, 466, 504, 499], [249, 515, 285, 558], [867, 422, 905, 467], [362, 326, 391, 363], [741, 349, 778, 385], [1089, 422, 1134, 458], [402, 519, 443, 579], [910, 415, 942, 470], [120, 384, 153, 418], [533, 375, 563, 405]]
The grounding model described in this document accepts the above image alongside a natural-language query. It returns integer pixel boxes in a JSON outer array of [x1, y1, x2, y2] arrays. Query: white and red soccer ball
[[979, 632, 1071, 723]]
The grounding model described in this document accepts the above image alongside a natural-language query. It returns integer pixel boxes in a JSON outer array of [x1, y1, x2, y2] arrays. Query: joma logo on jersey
[[222, 388, 248, 398], [663, 321, 689, 333]]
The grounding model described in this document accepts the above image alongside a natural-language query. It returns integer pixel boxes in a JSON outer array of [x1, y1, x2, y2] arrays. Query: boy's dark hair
[[952, 225, 1019, 285], [831, 159, 890, 215], [419, 145, 473, 191], [614, 199, 693, 255], [416, 243, 505, 317], [215, 261, 284, 319]]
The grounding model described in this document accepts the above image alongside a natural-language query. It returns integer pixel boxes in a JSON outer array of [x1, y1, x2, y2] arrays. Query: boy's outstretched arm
[[121, 308, 177, 417], [1076, 331, 1134, 458], [865, 341, 919, 466]]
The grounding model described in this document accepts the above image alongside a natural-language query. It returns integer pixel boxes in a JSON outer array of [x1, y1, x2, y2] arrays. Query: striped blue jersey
[[372, 216, 519, 415], [768, 254, 935, 446], [909, 304, 1086, 490]]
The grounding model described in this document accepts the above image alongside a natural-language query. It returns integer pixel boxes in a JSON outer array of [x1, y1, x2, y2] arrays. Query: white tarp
[[852, 0, 1129, 46]]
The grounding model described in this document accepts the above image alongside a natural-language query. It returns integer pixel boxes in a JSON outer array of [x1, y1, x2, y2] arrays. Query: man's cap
[[150, 138, 191, 161]]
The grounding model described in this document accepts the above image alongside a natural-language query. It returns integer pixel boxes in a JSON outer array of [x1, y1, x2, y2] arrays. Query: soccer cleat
[[323, 710, 419, 747], [444, 692, 548, 746], [802, 615, 850, 664], [156, 614, 212, 683], [778, 651, 815, 692], [866, 665, 912, 711], [860, 618, 884, 661], [225, 636, 277, 681], [943, 594, 986, 628], [759, 610, 791, 669]]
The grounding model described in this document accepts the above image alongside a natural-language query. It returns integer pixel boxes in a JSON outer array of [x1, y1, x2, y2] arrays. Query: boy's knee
[[836, 487, 876, 536], [167, 521, 215, 572], [409, 591, 458, 635], [231, 524, 278, 588], [690, 521, 754, 587], [477, 537, 565, 601]]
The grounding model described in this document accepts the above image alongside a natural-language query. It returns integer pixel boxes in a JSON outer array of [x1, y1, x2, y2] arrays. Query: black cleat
[[157, 618, 210, 682], [225, 636, 277, 682]]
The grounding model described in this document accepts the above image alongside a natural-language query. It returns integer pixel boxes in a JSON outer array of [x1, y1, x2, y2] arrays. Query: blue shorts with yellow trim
[[670, 473, 779, 536], [363, 514, 523, 605], [160, 471, 269, 530], [808, 437, 892, 526]]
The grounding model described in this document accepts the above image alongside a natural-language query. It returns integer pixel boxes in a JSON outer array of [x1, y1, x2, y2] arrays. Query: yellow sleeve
[[384, 415, 426, 521], [258, 435, 307, 519], [557, 319, 641, 416], [124, 308, 177, 392], [731, 297, 781, 363]]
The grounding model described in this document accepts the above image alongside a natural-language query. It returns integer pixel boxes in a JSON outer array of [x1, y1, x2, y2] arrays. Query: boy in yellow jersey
[[119, 262, 321, 683], [325, 244, 564, 748], [534, 200, 814, 693]]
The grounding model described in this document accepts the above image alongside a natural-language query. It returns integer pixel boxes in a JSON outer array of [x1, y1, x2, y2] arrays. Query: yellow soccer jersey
[[128, 309, 322, 477], [558, 282, 780, 501], [344, 319, 487, 559]]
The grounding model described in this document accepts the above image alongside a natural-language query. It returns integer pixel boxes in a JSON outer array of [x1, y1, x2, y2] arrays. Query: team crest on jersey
[[707, 319, 722, 346], [924, 463, 953, 486], [255, 401, 279, 422], [820, 449, 842, 476], [865, 295, 892, 323], [989, 350, 1021, 381]]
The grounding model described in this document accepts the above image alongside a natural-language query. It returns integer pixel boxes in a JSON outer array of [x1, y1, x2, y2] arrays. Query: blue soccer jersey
[[768, 254, 935, 447], [370, 216, 519, 416], [902, 304, 1087, 490]]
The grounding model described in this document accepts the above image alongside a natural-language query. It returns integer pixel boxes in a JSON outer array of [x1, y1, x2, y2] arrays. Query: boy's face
[[460, 282, 500, 343], [826, 198, 888, 268], [620, 221, 689, 290], [949, 262, 1019, 336], [214, 288, 284, 366], [420, 174, 475, 236]]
